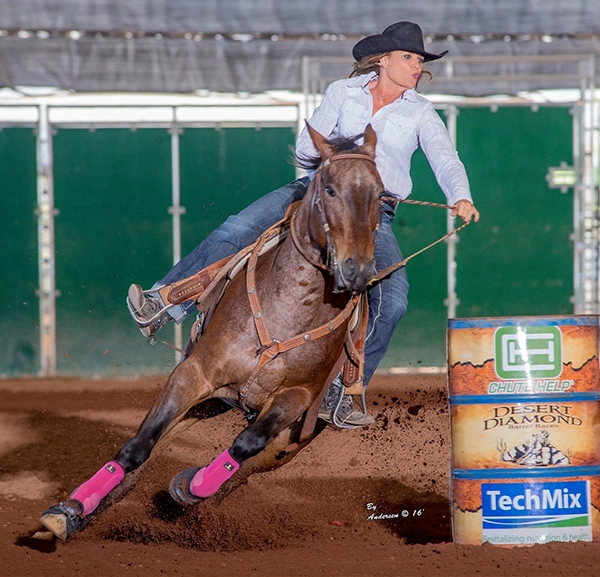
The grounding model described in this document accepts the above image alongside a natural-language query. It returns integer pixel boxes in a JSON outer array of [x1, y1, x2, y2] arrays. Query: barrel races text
[[483, 404, 582, 430]]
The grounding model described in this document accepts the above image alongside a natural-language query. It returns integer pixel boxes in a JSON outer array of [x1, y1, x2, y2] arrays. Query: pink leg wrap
[[70, 461, 125, 515], [189, 450, 240, 499]]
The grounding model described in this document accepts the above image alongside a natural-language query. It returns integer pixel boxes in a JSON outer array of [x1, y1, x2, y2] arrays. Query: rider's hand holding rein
[[451, 199, 480, 224]]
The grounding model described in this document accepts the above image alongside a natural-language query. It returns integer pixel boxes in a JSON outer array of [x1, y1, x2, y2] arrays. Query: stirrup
[[126, 289, 174, 328], [325, 387, 374, 429], [332, 394, 374, 429]]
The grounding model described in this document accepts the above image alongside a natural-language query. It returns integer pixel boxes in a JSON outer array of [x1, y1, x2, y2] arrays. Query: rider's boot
[[127, 284, 173, 339], [318, 376, 375, 428]]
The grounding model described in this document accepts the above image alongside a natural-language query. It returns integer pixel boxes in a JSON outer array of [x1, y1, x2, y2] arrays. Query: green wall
[[51, 126, 297, 376], [380, 106, 574, 369], [178, 127, 299, 256], [0, 108, 574, 377], [0, 128, 38, 376], [455, 107, 574, 317], [53, 128, 174, 375]]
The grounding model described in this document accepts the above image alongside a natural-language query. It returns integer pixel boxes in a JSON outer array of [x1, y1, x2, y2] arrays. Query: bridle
[[290, 152, 380, 276], [290, 152, 471, 287]]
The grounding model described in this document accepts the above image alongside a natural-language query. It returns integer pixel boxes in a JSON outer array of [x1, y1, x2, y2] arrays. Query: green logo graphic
[[494, 326, 562, 379]]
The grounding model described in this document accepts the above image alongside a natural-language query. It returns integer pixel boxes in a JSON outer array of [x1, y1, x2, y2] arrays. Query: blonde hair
[[350, 52, 432, 90], [350, 53, 389, 77]]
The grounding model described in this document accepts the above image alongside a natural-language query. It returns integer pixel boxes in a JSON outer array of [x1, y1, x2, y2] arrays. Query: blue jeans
[[158, 177, 310, 317], [157, 180, 409, 387], [363, 204, 409, 385]]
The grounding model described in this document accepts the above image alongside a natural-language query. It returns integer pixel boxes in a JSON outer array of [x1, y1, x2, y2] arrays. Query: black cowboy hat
[[352, 21, 448, 62]]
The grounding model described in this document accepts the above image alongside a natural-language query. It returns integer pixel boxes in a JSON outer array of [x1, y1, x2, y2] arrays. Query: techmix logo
[[482, 481, 592, 544], [494, 326, 562, 380]]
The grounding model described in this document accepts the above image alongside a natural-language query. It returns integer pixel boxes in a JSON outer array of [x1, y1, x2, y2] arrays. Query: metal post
[[590, 56, 600, 313], [443, 105, 460, 319], [577, 56, 598, 313], [36, 102, 57, 376], [301, 55, 310, 131], [572, 103, 583, 312], [169, 115, 185, 362]]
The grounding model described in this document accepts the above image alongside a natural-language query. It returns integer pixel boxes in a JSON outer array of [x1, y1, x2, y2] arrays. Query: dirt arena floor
[[1, 373, 599, 577]]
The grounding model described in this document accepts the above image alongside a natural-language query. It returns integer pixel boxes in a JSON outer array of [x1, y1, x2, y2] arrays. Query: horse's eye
[[325, 186, 336, 197]]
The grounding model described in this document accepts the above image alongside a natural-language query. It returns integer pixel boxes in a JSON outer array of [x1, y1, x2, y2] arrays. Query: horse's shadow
[[150, 490, 190, 522], [119, 477, 452, 550], [371, 491, 451, 544]]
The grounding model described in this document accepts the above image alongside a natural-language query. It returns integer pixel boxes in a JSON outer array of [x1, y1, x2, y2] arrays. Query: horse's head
[[299, 124, 384, 293]]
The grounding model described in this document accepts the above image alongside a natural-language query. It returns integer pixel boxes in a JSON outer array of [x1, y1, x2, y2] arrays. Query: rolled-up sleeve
[[418, 107, 472, 206]]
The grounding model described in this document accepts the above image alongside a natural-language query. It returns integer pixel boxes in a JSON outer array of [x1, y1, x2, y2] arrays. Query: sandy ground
[[1, 374, 599, 577]]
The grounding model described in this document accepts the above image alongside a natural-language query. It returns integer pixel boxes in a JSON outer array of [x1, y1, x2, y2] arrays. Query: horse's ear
[[306, 122, 333, 161], [361, 124, 377, 158]]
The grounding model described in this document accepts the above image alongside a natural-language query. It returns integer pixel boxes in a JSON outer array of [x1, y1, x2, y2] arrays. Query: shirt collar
[[350, 73, 419, 103], [402, 88, 419, 102], [345, 71, 377, 90]]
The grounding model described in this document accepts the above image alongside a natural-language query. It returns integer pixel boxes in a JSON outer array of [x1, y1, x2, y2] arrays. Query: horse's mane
[[294, 133, 363, 171]]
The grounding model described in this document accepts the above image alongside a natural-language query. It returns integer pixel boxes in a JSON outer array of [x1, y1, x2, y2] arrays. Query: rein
[[289, 154, 471, 286], [368, 197, 471, 286]]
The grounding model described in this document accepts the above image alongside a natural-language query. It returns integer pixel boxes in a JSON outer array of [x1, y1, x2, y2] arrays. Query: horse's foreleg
[[169, 386, 313, 505], [40, 361, 213, 540], [212, 417, 328, 503]]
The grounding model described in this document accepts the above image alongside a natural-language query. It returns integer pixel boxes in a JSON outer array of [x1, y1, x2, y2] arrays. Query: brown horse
[[39, 124, 385, 541]]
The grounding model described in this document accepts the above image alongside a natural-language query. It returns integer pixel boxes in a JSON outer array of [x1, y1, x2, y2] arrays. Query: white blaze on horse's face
[[307, 124, 383, 293]]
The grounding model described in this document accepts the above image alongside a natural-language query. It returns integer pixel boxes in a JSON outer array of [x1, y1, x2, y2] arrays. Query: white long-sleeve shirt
[[295, 72, 472, 206]]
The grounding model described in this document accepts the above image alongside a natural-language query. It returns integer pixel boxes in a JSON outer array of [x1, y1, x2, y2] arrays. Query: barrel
[[447, 315, 600, 546]]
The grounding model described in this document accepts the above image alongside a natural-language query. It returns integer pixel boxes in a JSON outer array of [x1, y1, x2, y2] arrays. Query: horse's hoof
[[39, 499, 85, 541], [169, 467, 204, 505]]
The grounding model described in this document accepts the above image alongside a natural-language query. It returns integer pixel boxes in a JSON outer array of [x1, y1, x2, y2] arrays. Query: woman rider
[[127, 21, 480, 428]]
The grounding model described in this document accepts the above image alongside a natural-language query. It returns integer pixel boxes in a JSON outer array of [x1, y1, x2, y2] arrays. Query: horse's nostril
[[342, 258, 358, 281]]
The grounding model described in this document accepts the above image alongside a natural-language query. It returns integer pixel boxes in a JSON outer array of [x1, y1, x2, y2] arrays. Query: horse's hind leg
[[40, 361, 214, 540], [170, 386, 314, 505]]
